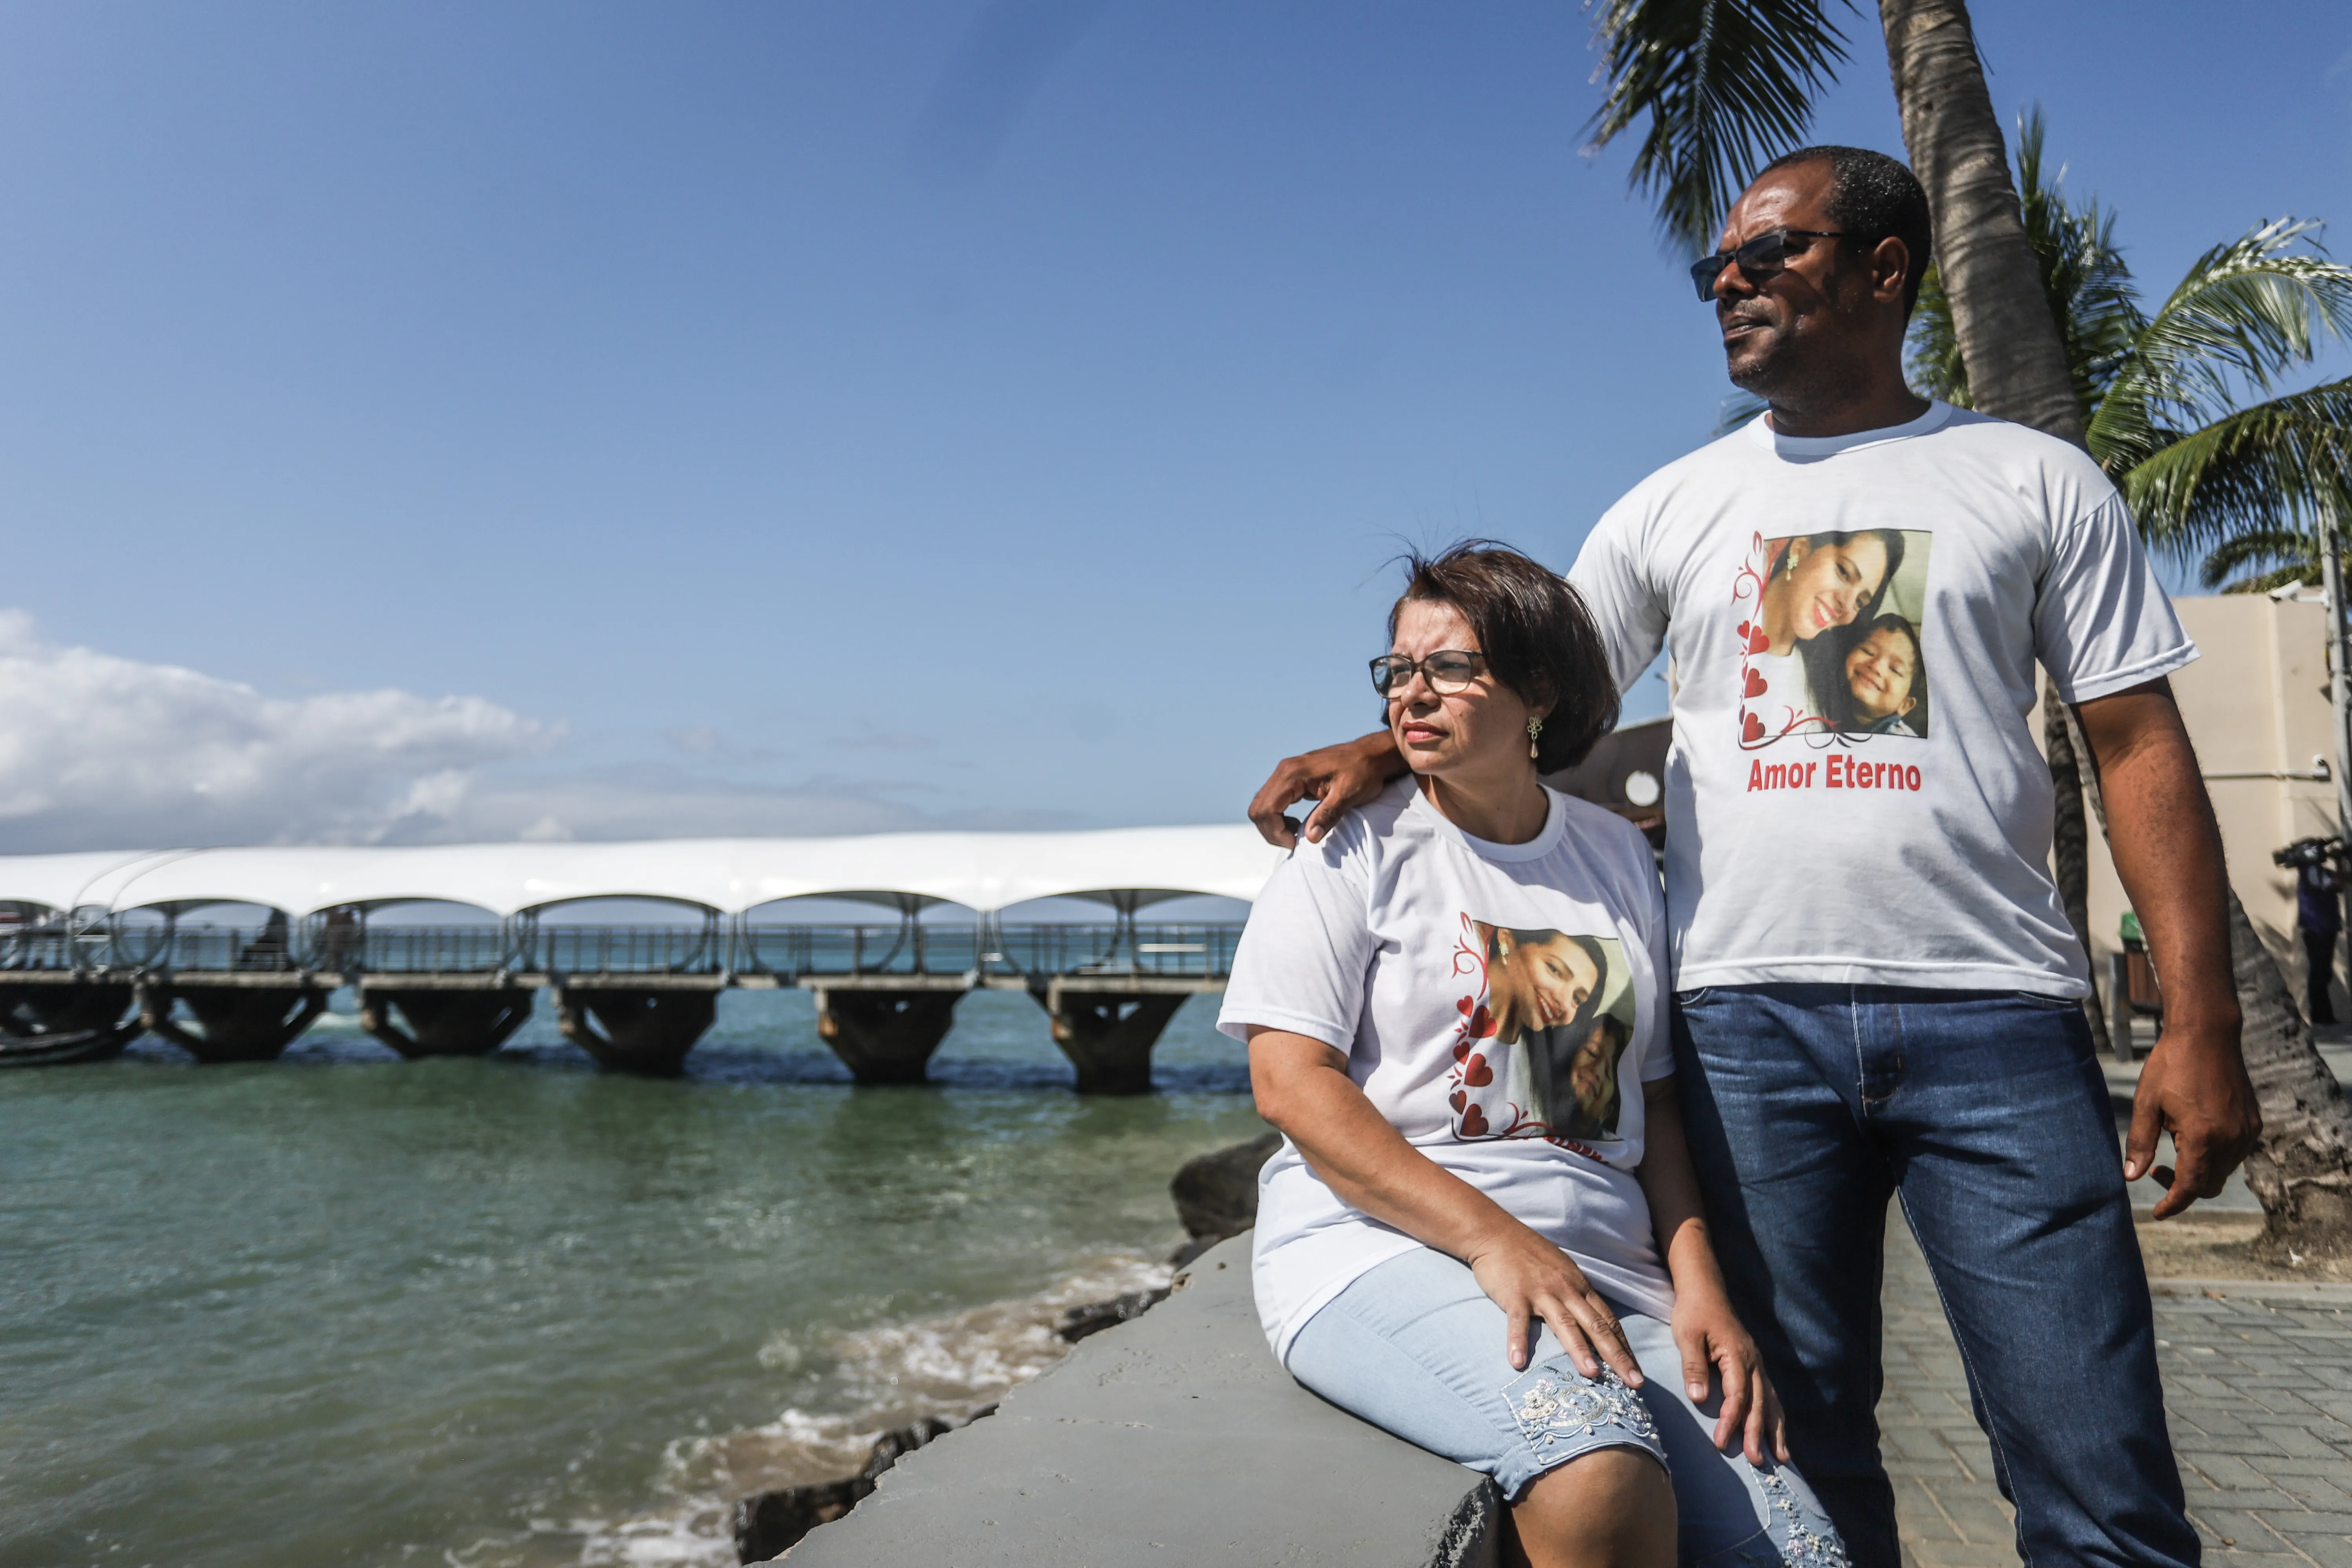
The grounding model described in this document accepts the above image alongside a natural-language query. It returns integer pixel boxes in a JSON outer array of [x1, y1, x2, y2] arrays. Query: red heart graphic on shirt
[[1470, 1004, 1495, 1038], [1457, 995, 1475, 1015], [1453, 1039, 1471, 1063], [1743, 667, 1767, 699], [1449, 1089, 1467, 1113], [1736, 620, 1751, 643], [1747, 624, 1771, 654], [1742, 711, 1765, 744], [1463, 1053, 1494, 1087], [1459, 1104, 1489, 1138]]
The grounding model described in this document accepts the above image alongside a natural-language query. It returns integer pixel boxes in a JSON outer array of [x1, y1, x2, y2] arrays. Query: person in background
[[2297, 849, 2343, 1028]]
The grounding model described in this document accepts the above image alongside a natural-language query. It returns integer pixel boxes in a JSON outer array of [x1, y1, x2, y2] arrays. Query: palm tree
[[1584, 1, 2078, 426], [1581, 2, 2352, 1259], [1910, 118, 2352, 594]]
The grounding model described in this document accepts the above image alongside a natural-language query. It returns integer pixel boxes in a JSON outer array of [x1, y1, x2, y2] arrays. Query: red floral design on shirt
[[1734, 532, 1833, 748], [1444, 912, 1537, 1143]]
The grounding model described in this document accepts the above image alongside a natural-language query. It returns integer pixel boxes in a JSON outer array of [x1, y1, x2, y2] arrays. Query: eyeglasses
[[1689, 228, 1859, 301], [1371, 650, 1486, 697]]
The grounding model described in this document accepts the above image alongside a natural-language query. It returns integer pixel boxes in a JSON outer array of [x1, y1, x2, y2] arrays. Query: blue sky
[[0, 0, 2345, 850]]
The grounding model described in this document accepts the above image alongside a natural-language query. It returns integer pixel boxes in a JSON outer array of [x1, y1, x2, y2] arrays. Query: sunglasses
[[1371, 649, 1485, 697], [1688, 228, 1859, 302]]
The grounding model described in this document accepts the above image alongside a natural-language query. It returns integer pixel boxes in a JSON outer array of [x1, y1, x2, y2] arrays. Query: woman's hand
[[1669, 1282, 1787, 1464], [1250, 1027, 1641, 1387], [1464, 1219, 1644, 1384]]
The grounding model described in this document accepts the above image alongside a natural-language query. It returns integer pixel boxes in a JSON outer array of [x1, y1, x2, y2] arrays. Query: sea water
[[0, 989, 1265, 1567]]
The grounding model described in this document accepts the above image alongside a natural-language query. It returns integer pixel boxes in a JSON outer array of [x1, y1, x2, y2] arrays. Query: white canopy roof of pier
[[0, 826, 1287, 919]]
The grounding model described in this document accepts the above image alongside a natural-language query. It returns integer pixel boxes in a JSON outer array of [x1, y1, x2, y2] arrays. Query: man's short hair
[[1757, 145, 1934, 314]]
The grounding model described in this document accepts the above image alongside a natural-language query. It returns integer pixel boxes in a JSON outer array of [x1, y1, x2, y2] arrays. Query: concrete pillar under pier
[[804, 977, 969, 1085], [553, 981, 717, 1075], [143, 978, 332, 1064], [1032, 978, 1215, 1096], [359, 981, 534, 1059], [0, 981, 144, 1067]]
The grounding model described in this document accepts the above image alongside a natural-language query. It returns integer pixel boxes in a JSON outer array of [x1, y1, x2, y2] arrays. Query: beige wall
[[2053, 594, 2344, 1013]]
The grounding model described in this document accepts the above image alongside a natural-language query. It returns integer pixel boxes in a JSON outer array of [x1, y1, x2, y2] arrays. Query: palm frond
[[1584, 0, 1854, 255], [2193, 526, 2336, 593], [2123, 378, 2352, 558], [2094, 220, 2352, 462], [1908, 261, 1968, 405]]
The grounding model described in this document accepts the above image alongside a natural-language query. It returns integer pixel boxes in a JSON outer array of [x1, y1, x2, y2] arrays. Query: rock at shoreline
[[733, 1413, 970, 1563], [1168, 1131, 1280, 1265], [732, 1136, 1282, 1559], [1056, 1287, 1171, 1343], [732, 1477, 867, 1564]]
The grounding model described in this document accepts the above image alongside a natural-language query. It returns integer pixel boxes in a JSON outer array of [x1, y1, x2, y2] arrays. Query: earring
[[1526, 716, 1543, 759]]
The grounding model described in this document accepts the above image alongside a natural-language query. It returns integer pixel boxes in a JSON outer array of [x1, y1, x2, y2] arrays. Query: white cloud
[[0, 614, 1082, 852], [0, 612, 559, 850]]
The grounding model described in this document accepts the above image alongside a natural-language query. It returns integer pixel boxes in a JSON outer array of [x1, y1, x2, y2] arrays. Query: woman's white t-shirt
[[1217, 778, 1677, 1363]]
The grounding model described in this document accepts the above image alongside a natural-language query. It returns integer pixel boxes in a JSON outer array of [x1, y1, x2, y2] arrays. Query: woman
[[1222, 543, 1844, 1568], [1747, 530, 1902, 732], [1480, 925, 1626, 1146], [1479, 924, 1604, 1045]]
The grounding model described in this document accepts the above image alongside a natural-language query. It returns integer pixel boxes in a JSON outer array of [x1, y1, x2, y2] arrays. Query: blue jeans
[[1673, 985, 2196, 1568]]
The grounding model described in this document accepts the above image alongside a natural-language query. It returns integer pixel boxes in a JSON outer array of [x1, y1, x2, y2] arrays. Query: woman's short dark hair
[[1388, 541, 1618, 773]]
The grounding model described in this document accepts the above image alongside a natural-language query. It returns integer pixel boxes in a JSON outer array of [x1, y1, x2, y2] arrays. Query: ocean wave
[[481, 1249, 1177, 1568]]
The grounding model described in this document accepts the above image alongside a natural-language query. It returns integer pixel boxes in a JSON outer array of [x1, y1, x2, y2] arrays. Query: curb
[[2148, 1276, 2352, 1305]]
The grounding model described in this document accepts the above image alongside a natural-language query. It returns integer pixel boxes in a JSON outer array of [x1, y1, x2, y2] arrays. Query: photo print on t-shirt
[[1446, 915, 1636, 1157], [1732, 528, 1933, 747]]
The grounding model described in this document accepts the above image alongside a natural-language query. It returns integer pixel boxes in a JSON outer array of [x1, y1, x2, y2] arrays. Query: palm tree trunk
[[1877, 0, 2082, 445], [1884, 0, 2352, 1256], [2059, 707, 2352, 1257], [2224, 890, 2352, 1258], [2043, 682, 2106, 1045]]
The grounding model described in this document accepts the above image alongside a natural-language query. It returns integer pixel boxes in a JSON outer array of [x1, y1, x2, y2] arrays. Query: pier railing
[[0, 920, 1246, 981]]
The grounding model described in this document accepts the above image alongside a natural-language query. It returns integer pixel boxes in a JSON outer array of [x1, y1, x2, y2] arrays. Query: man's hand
[[2127, 1024, 2261, 1219], [2075, 680, 2260, 1220], [1247, 731, 1407, 848]]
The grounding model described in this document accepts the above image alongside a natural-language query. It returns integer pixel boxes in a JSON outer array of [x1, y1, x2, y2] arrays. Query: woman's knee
[[1509, 1444, 1675, 1568]]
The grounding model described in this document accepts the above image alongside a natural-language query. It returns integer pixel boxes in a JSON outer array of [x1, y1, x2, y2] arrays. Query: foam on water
[[456, 1250, 1175, 1568]]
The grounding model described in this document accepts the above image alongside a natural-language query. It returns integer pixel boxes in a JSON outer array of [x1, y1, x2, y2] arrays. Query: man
[[2296, 847, 2342, 1027], [1249, 146, 2261, 1568]]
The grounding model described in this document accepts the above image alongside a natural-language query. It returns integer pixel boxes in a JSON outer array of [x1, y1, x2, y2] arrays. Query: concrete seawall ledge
[[780, 1234, 1502, 1566]]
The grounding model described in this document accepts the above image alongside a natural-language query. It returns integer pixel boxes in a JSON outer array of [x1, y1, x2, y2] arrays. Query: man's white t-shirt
[[1567, 401, 2194, 995], [1217, 779, 1677, 1363]]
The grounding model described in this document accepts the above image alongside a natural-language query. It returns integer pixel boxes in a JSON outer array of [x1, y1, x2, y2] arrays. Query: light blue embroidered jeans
[[1286, 1246, 1846, 1568]]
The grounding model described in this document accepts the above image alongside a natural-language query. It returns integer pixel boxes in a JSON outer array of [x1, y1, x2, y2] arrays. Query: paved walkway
[[1881, 1216, 2352, 1568]]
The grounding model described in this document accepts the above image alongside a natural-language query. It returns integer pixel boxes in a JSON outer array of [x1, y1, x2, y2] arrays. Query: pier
[[0, 829, 1276, 1089]]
